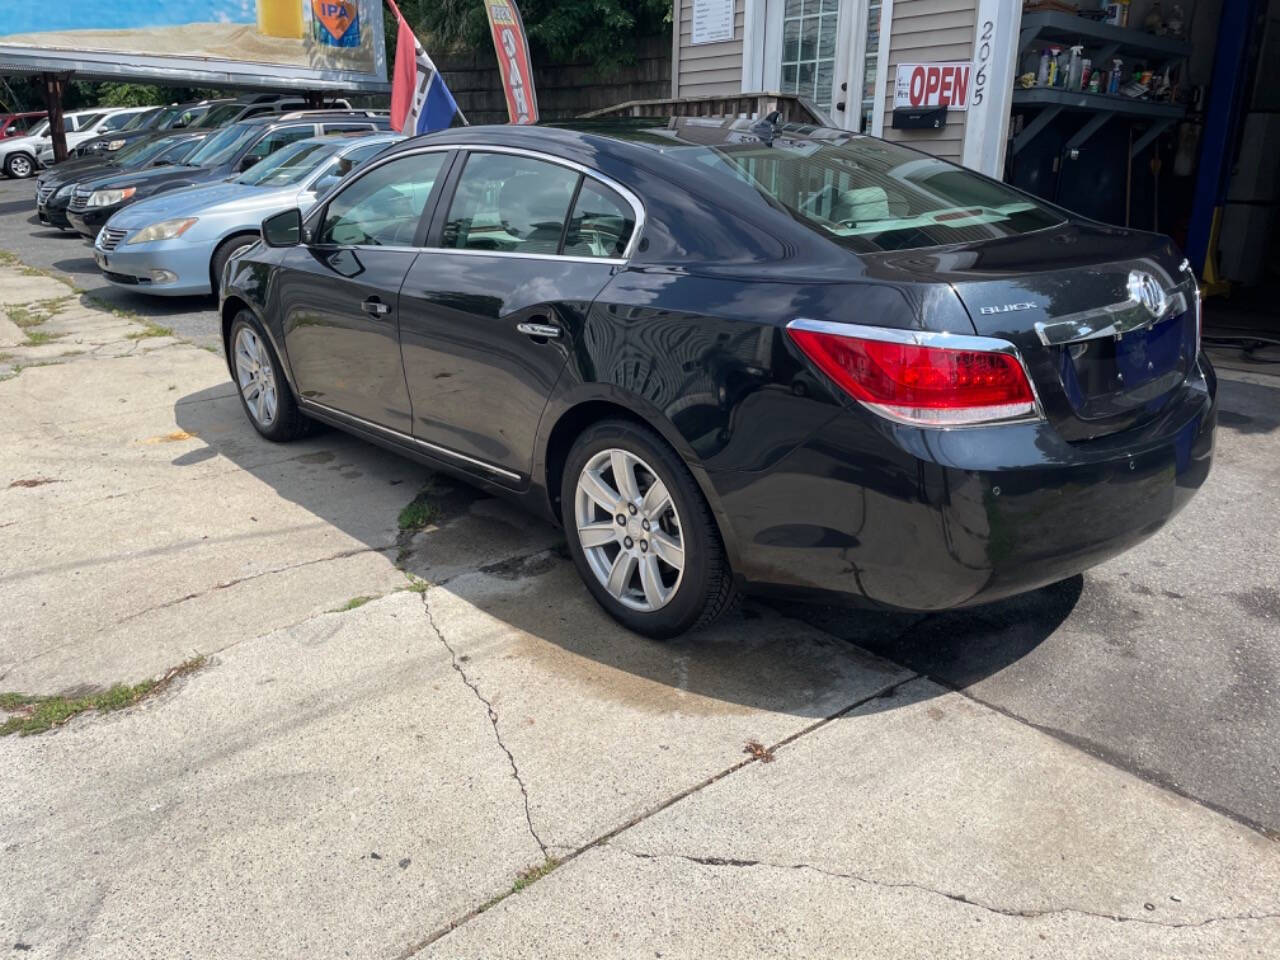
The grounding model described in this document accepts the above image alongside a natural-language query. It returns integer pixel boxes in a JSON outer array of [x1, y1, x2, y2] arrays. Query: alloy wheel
[[574, 447, 685, 612], [10, 155, 32, 178], [233, 326, 278, 427]]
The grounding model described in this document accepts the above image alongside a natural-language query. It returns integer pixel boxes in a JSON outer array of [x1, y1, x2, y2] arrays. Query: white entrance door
[[741, 0, 883, 131]]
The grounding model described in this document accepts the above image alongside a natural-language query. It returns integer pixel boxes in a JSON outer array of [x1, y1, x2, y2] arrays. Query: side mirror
[[261, 208, 302, 248], [238, 154, 261, 172]]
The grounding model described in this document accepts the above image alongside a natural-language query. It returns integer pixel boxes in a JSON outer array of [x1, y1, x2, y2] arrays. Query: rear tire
[[5, 153, 34, 179], [229, 310, 312, 442], [210, 234, 258, 296], [560, 419, 736, 639]]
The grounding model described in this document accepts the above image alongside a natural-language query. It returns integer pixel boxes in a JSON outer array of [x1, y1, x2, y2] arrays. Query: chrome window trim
[[786, 318, 1046, 428], [299, 398, 522, 482], [311, 141, 646, 262]]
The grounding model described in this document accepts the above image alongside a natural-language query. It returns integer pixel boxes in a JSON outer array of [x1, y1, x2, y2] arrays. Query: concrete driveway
[[1, 198, 1278, 958]]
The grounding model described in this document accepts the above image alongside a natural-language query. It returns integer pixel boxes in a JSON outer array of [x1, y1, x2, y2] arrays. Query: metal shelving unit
[[1012, 12, 1191, 157]]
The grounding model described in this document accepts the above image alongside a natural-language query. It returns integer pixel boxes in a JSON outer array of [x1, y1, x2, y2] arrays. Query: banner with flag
[[386, 0, 463, 135], [484, 0, 538, 125]]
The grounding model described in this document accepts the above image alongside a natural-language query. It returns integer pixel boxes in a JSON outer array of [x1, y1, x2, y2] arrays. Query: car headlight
[[106, 139, 127, 151], [126, 218, 198, 244], [87, 187, 136, 208]]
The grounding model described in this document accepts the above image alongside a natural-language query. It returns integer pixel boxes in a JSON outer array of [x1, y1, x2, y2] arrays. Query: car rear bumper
[[717, 359, 1217, 611], [94, 240, 213, 297]]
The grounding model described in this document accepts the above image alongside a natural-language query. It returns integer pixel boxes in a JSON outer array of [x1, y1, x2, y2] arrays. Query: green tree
[[393, 0, 670, 73], [96, 83, 170, 107]]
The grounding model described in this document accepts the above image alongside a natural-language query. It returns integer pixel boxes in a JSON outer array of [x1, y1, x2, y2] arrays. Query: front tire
[[229, 311, 311, 442], [561, 419, 736, 638], [210, 234, 258, 296], [5, 153, 34, 179]]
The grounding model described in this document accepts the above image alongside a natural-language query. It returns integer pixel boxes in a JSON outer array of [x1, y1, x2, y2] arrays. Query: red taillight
[[787, 321, 1040, 426]]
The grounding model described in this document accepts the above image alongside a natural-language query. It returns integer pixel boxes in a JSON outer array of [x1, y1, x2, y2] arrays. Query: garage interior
[[1006, 0, 1280, 370]]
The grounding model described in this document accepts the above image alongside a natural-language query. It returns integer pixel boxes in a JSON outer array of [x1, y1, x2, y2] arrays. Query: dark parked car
[[219, 118, 1216, 638], [36, 132, 210, 230], [67, 110, 390, 239], [72, 100, 221, 158]]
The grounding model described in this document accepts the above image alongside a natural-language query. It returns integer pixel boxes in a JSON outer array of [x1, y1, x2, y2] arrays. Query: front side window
[[563, 180, 636, 259], [318, 152, 446, 246], [100, 112, 135, 132], [442, 153, 579, 254]]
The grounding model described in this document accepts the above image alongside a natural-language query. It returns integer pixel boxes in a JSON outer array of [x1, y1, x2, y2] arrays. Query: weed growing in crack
[[331, 595, 377, 613], [398, 491, 441, 532], [23, 330, 64, 346], [513, 857, 561, 892], [126, 322, 174, 341], [0, 655, 207, 736]]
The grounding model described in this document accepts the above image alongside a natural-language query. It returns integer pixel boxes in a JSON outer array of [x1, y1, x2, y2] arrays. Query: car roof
[[236, 110, 388, 127]]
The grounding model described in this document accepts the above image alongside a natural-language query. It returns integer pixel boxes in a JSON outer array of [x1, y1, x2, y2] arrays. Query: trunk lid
[[867, 223, 1199, 441]]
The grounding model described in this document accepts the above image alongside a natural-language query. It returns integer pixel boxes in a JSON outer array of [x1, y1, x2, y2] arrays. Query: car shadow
[[173, 382, 1077, 719]]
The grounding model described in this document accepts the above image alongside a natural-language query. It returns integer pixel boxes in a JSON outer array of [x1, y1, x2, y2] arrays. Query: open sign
[[894, 62, 972, 111]]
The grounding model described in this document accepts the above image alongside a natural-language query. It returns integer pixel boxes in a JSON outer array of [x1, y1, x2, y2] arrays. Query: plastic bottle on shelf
[[1108, 58, 1124, 94], [1037, 48, 1051, 86], [1067, 46, 1085, 91], [1046, 46, 1062, 88]]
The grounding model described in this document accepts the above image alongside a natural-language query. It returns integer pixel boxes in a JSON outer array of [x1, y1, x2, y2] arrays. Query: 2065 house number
[[972, 19, 994, 106]]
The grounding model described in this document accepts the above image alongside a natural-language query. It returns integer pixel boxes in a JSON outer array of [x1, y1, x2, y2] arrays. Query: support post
[[41, 73, 68, 165]]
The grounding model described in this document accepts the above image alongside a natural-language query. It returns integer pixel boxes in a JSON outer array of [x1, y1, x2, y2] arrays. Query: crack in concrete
[[415, 588, 549, 859], [614, 848, 1280, 930], [112, 544, 397, 624]]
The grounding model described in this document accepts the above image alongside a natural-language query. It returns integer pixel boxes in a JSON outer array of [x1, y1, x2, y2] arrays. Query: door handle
[[362, 298, 391, 317], [516, 322, 561, 339]]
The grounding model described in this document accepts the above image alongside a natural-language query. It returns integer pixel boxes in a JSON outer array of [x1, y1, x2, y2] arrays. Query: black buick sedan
[[220, 117, 1216, 638]]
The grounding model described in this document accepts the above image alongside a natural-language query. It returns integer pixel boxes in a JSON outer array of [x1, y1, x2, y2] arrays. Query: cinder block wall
[[437, 33, 672, 124]]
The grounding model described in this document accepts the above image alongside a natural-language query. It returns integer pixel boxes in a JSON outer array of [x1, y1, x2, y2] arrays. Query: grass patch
[[0, 655, 207, 736], [400, 574, 430, 594], [7, 296, 72, 329], [126, 322, 174, 340], [23, 330, 64, 346], [0, 250, 18, 266], [398, 491, 441, 532], [331, 595, 377, 613]]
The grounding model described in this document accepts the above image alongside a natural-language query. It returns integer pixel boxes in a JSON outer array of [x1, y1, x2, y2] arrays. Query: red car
[[0, 112, 47, 140]]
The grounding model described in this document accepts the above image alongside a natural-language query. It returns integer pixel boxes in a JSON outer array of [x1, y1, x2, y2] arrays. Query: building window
[[780, 0, 840, 110]]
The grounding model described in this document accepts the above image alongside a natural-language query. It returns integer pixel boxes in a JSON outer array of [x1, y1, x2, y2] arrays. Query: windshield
[[29, 120, 49, 138], [192, 104, 242, 129], [184, 122, 259, 167], [657, 122, 1065, 253], [236, 140, 338, 187], [116, 135, 185, 165], [120, 109, 159, 132], [100, 112, 137, 132]]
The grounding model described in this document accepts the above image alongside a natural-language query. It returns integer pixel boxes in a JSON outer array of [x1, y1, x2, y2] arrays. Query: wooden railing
[[579, 91, 830, 127]]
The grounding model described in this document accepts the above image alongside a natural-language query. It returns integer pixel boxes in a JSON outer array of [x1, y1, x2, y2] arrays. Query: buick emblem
[[1127, 271, 1167, 319]]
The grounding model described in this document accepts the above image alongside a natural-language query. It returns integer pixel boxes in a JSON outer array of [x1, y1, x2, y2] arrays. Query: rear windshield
[[661, 125, 1064, 253]]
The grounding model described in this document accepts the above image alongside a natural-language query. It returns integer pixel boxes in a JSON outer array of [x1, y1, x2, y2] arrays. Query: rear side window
[[319, 152, 447, 246], [563, 180, 636, 259], [442, 153, 578, 255], [322, 123, 374, 134]]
